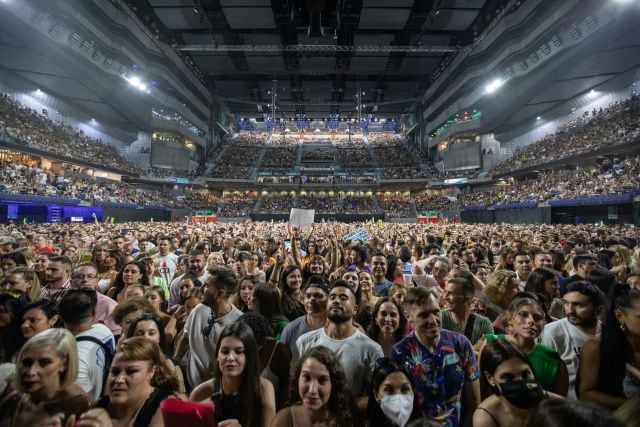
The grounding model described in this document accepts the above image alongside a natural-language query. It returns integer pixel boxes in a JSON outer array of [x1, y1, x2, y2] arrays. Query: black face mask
[[496, 379, 543, 409]]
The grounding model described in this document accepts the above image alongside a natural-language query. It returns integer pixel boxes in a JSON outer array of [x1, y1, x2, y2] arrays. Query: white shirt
[[541, 318, 596, 399], [156, 253, 179, 287], [184, 303, 243, 388], [75, 323, 115, 403], [296, 328, 383, 396]]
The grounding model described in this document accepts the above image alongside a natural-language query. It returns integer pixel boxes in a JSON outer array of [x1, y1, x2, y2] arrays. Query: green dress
[[485, 333, 560, 391]]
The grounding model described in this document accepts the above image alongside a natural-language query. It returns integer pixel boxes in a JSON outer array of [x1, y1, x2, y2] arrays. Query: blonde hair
[[612, 244, 635, 270], [16, 328, 78, 392], [6, 266, 41, 301], [115, 337, 179, 394], [485, 269, 517, 309]]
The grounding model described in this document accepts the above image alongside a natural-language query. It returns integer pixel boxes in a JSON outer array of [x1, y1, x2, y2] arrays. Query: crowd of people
[[0, 93, 143, 175], [0, 220, 638, 427], [0, 155, 187, 208], [261, 147, 298, 168], [490, 93, 640, 176], [378, 193, 414, 218]]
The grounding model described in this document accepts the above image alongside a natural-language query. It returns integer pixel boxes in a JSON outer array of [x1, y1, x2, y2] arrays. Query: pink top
[[95, 292, 121, 336]]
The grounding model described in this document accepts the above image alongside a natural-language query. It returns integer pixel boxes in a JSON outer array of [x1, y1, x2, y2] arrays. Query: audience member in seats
[[232, 274, 259, 312], [297, 280, 383, 403], [58, 288, 115, 404], [524, 267, 564, 320], [20, 299, 59, 340], [278, 265, 306, 321], [390, 287, 480, 426], [579, 285, 640, 409], [15, 328, 90, 419], [279, 275, 330, 362], [526, 398, 625, 427], [144, 285, 177, 345], [249, 282, 289, 340], [367, 297, 406, 357], [541, 281, 604, 399], [189, 322, 276, 427], [270, 346, 360, 427], [0, 291, 29, 363], [473, 339, 553, 427], [174, 266, 243, 389], [442, 278, 494, 345], [3, 266, 41, 301], [107, 261, 149, 304], [127, 313, 186, 396], [72, 337, 180, 427], [481, 294, 569, 396], [112, 297, 155, 338], [366, 357, 425, 427]]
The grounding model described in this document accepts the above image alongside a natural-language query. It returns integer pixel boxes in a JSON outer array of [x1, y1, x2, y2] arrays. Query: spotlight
[[485, 79, 504, 94]]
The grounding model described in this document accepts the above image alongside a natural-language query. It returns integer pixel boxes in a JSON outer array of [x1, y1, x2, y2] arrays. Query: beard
[[327, 308, 352, 324]]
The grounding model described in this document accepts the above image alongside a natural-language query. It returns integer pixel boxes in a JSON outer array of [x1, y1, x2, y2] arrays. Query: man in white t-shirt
[[169, 249, 210, 306], [174, 266, 242, 388], [541, 280, 604, 399], [296, 280, 383, 403], [58, 289, 115, 403], [155, 235, 178, 287]]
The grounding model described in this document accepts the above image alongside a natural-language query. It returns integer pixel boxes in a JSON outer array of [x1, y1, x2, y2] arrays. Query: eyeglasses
[[72, 274, 97, 280], [202, 314, 215, 337]]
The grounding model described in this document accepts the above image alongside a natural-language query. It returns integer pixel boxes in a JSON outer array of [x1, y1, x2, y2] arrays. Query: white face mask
[[379, 394, 413, 427]]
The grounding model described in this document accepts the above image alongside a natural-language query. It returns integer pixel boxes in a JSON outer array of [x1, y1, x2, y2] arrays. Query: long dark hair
[[289, 346, 359, 426], [111, 261, 150, 300], [126, 313, 170, 356], [597, 285, 640, 396], [524, 268, 557, 301], [278, 265, 305, 321], [367, 297, 406, 343], [214, 322, 262, 427], [252, 282, 287, 324], [367, 358, 423, 427], [480, 339, 536, 397], [0, 291, 29, 363]]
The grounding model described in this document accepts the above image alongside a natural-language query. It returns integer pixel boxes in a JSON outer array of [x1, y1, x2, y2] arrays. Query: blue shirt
[[390, 329, 480, 427], [373, 279, 393, 297]]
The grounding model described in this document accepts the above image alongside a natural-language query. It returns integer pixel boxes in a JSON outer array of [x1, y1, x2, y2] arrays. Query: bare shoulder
[[189, 378, 215, 402], [260, 377, 275, 395], [271, 406, 293, 427]]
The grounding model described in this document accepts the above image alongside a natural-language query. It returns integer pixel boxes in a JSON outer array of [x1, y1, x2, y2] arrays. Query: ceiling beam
[[176, 44, 461, 53]]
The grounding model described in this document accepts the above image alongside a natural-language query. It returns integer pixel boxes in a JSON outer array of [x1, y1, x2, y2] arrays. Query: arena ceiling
[[0, 0, 639, 139], [128, 0, 511, 120]]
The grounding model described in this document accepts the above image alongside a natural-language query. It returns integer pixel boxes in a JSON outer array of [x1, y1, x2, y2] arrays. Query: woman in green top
[[249, 282, 289, 340], [480, 293, 569, 396]]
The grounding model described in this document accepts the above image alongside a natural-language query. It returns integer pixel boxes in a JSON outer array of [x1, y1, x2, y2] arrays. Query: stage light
[[485, 79, 503, 94]]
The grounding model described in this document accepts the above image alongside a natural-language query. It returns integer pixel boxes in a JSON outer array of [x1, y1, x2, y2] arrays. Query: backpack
[[76, 335, 115, 394]]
